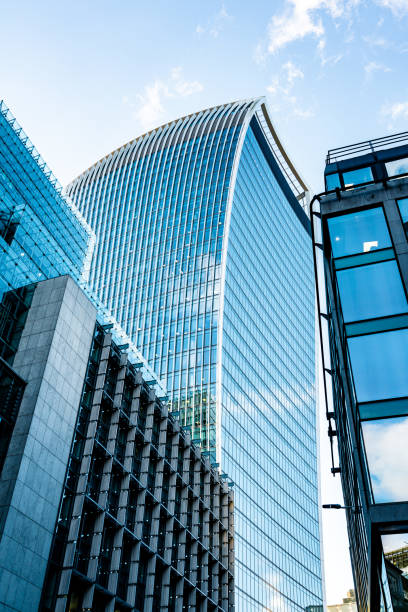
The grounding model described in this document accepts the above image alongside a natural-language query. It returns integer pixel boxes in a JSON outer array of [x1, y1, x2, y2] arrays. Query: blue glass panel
[[325, 173, 341, 191], [337, 260, 408, 323], [328, 207, 391, 258], [362, 416, 408, 503], [342, 166, 373, 187], [397, 198, 408, 238], [68, 106, 323, 610], [398, 197, 408, 223], [386, 158, 408, 178], [348, 329, 408, 402]]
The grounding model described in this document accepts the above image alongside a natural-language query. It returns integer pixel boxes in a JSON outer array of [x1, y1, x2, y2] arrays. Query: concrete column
[[0, 276, 96, 612]]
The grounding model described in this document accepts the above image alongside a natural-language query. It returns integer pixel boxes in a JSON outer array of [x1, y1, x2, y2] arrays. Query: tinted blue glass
[[342, 166, 373, 187], [69, 103, 323, 610], [325, 173, 341, 191], [222, 126, 322, 610], [362, 416, 408, 503], [386, 158, 408, 178], [348, 329, 408, 402], [0, 101, 91, 302], [397, 198, 408, 239], [398, 197, 408, 222], [337, 260, 408, 322], [328, 207, 391, 258]]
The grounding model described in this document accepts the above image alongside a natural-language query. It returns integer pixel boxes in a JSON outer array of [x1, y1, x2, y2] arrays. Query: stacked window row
[[41, 323, 234, 612]]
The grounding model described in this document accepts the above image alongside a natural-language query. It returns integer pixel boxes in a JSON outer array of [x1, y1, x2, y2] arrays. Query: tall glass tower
[[68, 98, 323, 610]]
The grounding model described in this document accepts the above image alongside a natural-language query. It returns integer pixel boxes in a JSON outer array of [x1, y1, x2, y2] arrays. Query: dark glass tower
[[68, 98, 323, 610], [313, 134, 408, 611]]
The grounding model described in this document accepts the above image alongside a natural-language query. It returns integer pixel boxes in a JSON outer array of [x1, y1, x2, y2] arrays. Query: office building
[[0, 275, 233, 612], [312, 133, 408, 610], [0, 101, 233, 610], [68, 98, 323, 610], [0, 100, 93, 305]]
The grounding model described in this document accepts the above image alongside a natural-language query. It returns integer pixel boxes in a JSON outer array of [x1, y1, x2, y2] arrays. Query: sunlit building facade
[[313, 134, 408, 611], [68, 98, 323, 610]]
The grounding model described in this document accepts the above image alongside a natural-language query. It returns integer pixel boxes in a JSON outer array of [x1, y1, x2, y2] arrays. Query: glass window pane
[[348, 329, 408, 402], [342, 166, 373, 187], [337, 260, 408, 322], [362, 416, 408, 503], [386, 158, 408, 178], [325, 173, 341, 191], [328, 207, 392, 258], [397, 198, 408, 237]]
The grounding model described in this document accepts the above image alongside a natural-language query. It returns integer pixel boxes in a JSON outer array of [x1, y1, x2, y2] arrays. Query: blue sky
[[2, 0, 408, 604]]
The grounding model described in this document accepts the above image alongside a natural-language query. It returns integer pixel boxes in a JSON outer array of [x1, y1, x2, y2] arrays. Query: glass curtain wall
[[68, 99, 323, 610], [222, 123, 322, 610], [0, 100, 92, 302]]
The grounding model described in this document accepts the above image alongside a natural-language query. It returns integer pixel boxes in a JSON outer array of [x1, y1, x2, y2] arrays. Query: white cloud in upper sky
[[263, 0, 356, 55], [266, 61, 314, 119], [363, 33, 390, 47], [382, 100, 408, 122], [129, 67, 204, 131], [283, 60, 304, 84], [196, 4, 232, 38], [376, 0, 408, 16], [364, 61, 392, 77]]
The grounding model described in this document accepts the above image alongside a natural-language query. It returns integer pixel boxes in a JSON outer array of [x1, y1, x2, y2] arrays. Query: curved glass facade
[[68, 99, 323, 610]]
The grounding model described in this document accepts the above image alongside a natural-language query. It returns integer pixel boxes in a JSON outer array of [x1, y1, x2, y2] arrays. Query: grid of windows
[[68, 99, 323, 609], [326, 205, 408, 505], [0, 100, 92, 303], [222, 126, 322, 610], [42, 323, 233, 611]]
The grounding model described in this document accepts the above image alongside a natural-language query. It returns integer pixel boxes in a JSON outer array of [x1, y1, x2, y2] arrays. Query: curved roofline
[[69, 97, 263, 183], [68, 96, 309, 214]]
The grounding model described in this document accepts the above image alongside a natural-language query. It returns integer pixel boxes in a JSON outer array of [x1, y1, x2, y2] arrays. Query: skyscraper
[[313, 133, 408, 610], [68, 98, 323, 610], [0, 99, 232, 611]]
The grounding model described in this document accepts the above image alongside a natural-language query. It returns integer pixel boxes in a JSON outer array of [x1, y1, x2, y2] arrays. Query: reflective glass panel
[[325, 173, 341, 191], [337, 260, 408, 322], [348, 329, 408, 402], [328, 207, 391, 258], [362, 416, 408, 503], [397, 198, 408, 238], [343, 166, 374, 187], [386, 157, 408, 178]]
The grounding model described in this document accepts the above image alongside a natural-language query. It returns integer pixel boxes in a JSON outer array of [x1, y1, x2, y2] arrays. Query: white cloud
[[364, 61, 392, 76], [266, 62, 314, 119], [382, 100, 408, 121], [264, 0, 356, 54], [377, 0, 408, 16], [363, 33, 389, 47], [196, 4, 232, 38], [283, 60, 304, 84], [130, 67, 204, 132], [170, 67, 203, 97]]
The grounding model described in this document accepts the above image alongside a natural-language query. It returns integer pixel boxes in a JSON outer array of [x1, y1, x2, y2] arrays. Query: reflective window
[[348, 329, 408, 402], [386, 157, 408, 178], [397, 198, 408, 237], [342, 166, 373, 187], [362, 416, 408, 503], [325, 173, 341, 191], [337, 260, 408, 322], [382, 533, 408, 559], [328, 207, 391, 258]]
